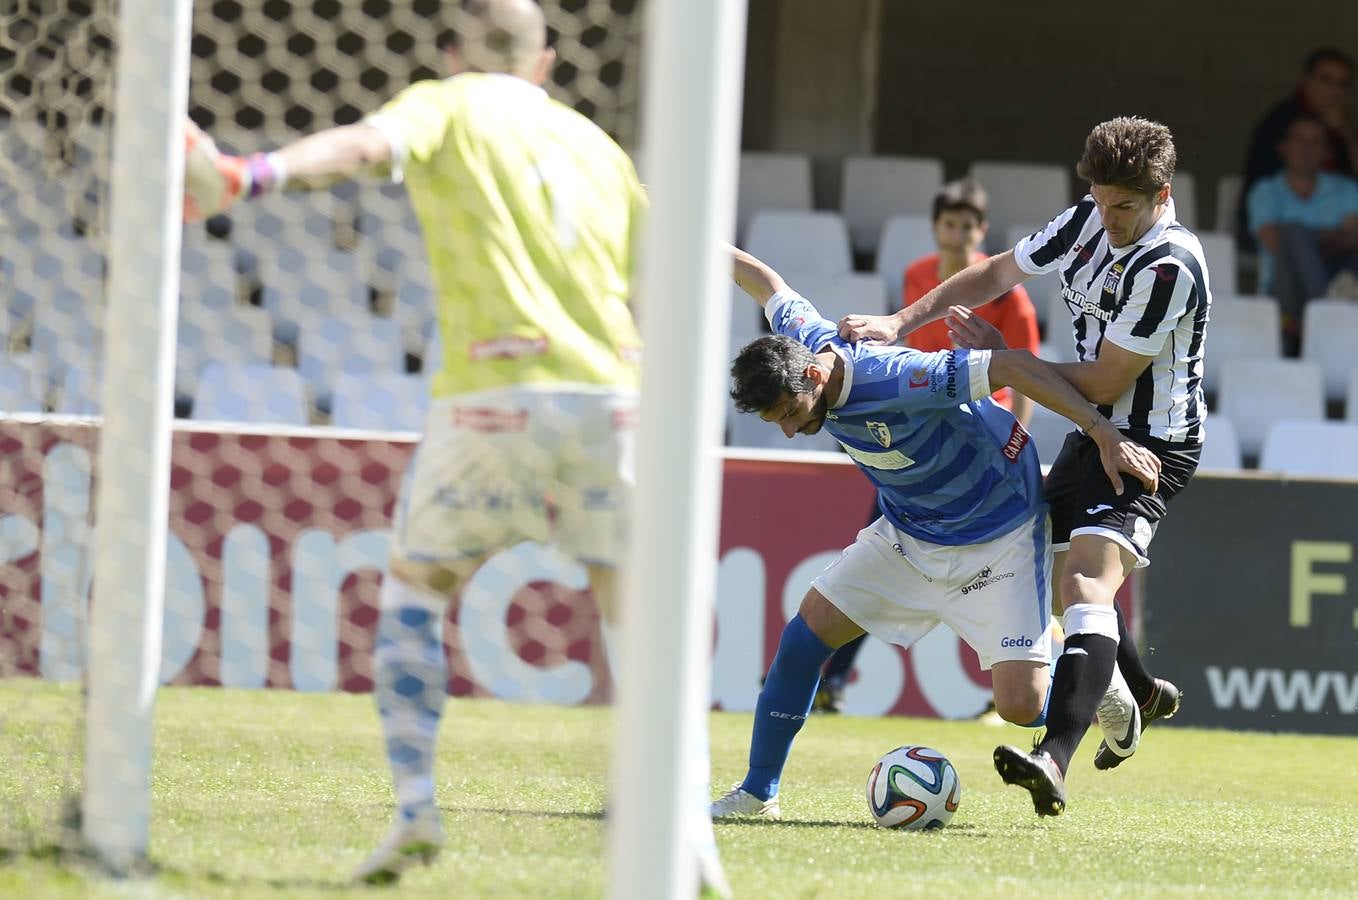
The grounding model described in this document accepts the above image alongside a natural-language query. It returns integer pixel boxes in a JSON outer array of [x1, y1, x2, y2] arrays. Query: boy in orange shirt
[[903, 178, 1040, 426]]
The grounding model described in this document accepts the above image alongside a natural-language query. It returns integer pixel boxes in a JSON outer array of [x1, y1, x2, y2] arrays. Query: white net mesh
[[1, 0, 646, 872]]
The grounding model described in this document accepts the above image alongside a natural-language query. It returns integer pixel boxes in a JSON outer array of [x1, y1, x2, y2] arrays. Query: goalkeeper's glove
[[183, 119, 286, 222]]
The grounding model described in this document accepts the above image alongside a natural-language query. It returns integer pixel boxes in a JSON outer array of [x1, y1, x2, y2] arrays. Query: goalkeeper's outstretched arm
[[183, 119, 391, 221]]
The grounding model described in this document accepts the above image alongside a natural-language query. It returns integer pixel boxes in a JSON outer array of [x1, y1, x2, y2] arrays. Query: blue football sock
[[1022, 674, 1053, 728], [374, 578, 448, 821], [741, 614, 834, 801]]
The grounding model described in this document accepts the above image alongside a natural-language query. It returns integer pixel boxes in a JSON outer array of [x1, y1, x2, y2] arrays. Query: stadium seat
[[727, 284, 769, 360], [297, 314, 406, 413], [1196, 231, 1238, 297], [1350, 369, 1358, 422], [176, 303, 275, 403], [744, 210, 852, 279], [1215, 174, 1242, 236], [787, 273, 889, 325], [1218, 359, 1324, 458], [330, 371, 428, 432], [840, 155, 943, 255], [386, 261, 437, 354], [260, 247, 371, 345], [1258, 420, 1358, 478], [179, 230, 239, 310], [1023, 404, 1074, 468], [1203, 295, 1281, 394], [56, 363, 101, 416], [192, 363, 310, 425], [1004, 224, 1063, 330], [1043, 294, 1078, 362], [0, 357, 44, 413], [1300, 299, 1358, 401], [1171, 171, 1198, 230], [736, 152, 813, 241], [1197, 414, 1242, 471], [29, 287, 103, 388], [875, 214, 935, 304], [966, 161, 1070, 254]]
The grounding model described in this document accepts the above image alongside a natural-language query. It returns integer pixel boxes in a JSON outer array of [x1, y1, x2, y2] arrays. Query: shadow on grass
[[714, 819, 1003, 836], [457, 806, 606, 822]]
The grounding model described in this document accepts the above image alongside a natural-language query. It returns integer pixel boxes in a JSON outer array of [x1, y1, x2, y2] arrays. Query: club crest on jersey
[[1102, 261, 1125, 295], [866, 420, 892, 448], [908, 367, 930, 389]]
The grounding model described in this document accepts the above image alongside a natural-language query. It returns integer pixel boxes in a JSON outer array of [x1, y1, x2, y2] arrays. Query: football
[[865, 745, 961, 830]]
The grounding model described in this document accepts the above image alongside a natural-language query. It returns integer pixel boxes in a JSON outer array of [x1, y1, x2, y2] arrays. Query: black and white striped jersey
[[1013, 196, 1210, 444]]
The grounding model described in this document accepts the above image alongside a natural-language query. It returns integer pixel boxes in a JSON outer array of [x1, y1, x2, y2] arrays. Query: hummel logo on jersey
[[1086, 504, 1114, 515], [1062, 285, 1114, 322], [866, 421, 892, 448]]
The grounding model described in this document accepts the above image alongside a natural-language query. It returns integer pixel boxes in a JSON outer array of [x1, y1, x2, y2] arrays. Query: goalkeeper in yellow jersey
[[182, 0, 732, 890]]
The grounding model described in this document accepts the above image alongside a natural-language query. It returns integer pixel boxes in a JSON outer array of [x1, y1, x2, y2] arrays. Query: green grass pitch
[[1, 682, 1356, 898]]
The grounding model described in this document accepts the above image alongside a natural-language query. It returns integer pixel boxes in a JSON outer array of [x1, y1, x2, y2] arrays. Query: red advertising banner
[[0, 418, 1127, 719]]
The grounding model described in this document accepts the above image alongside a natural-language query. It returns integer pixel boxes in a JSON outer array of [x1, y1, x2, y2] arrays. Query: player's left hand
[[183, 119, 250, 222], [1091, 424, 1160, 495], [945, 306, 1008, 351]]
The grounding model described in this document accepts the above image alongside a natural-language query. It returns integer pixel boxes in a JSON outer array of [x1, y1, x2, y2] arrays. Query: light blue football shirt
[[765, 290, 1046, 545]]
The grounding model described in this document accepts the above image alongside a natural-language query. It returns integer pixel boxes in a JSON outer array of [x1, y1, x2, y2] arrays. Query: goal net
[[0, 0, 733, 888]]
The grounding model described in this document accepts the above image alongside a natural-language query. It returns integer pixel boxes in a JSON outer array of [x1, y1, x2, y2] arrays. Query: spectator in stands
[[1247, 113, 1358, 353], [1240, 48, 1358, 249], [812, 179, 1041, 716], [901, 179, 1040, 427]]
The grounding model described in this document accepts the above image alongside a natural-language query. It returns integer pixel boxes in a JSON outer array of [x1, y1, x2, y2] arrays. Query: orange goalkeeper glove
[[183, 119, 286, 222]]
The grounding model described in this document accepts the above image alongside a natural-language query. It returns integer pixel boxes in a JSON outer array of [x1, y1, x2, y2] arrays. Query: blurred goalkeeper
[[182, 0, 672, 887]]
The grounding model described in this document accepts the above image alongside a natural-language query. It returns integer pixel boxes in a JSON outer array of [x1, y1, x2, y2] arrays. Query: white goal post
[[606, 1, 748, 899], [80, 0, 192, 873]]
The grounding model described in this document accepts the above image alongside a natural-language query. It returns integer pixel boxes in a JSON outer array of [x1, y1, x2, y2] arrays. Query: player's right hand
[[837, 313, 901, 344], [183, 119, 249, 223]]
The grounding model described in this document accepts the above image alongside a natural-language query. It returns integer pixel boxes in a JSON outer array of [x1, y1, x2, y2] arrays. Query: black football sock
[[1037, 632, 1117, 772], [1114, 603, 1156, 706]]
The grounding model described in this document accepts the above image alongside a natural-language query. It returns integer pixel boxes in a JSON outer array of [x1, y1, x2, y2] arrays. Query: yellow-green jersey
[[367, 73, 644, 398]]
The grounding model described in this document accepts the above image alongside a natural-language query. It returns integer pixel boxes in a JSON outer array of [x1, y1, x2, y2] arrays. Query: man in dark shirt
[[1240, 48, 1358, 249]]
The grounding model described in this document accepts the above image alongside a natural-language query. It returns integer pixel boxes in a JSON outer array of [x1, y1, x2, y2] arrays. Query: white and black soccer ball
[[865, 744, 960, 830]]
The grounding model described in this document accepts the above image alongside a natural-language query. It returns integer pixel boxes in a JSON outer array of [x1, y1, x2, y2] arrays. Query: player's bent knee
[[797, 589, 865, 649], [993, 693, 1046, 726], [990, 660, 1049, 725]]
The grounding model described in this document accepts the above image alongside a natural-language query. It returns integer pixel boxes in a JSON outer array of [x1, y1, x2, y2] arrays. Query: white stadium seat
[[1300, 299, 1358, 402], [1259, 421, 1358, 478], [1171, 171, 1198, 230], [743, 210, 852, 279], [1350, 369, 1358, 422], [1203, 295, 1281, 394], [1042, 294, 1079, 362], [840, 155, 943, 255], [967, 161, 1070, 255], [261, 247, 371, 345], [56, 363, 102, 416], [1023, 404, 1074, 467], [29, 288, 102, 388], [331, 371, 428, 432], [787, 273, 890, 325], [1218, 359, 1324, 458], [179, 230, 239, 309], [1196, 414, 1242, 471], [0, 357, 44, 413], [193, 363, 310, 426], [176, 303, 275, 403], [1215, 174, 1242, 235], [727, 284, 769, 360], [875, 214, 935, 305], [736, 152, 813, 241], [297, 314, 406, 413], [1196, 231, 1238, 297]]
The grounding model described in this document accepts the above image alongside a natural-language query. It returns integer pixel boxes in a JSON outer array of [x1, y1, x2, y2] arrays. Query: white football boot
[[709, 784, 781, 819], [1095, 665, 1142, 766], [353, 809, 446, 885]]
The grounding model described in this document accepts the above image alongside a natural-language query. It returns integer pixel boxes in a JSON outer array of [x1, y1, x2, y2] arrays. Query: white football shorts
[[812, 513, 1053, 670], [391, 385, 637, 568]]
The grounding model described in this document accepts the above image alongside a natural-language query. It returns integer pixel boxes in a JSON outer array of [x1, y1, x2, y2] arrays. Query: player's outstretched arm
[[729, 244, 789, 308], [838, 250, 1027, 344], [987, 348, 1160, 494], [184, 119, 391, 221]]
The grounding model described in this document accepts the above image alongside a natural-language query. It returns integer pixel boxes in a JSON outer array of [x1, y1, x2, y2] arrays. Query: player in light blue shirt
[[711, 247, 1161, 821]]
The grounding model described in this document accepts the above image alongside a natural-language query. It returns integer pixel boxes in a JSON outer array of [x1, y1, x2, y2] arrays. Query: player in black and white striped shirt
[[840, 117, 1207, 815]]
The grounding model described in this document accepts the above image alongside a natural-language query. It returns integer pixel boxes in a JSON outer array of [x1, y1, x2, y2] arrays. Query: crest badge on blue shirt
[[866, 420, 892, 448]]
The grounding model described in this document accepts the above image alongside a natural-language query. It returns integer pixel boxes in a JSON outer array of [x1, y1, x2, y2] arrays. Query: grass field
[[2, 682, 1356, 898]]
